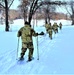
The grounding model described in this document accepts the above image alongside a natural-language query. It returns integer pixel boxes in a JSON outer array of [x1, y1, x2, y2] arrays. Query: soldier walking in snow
[[45, 23, 53, 40], [17, 21, 44, 61], [52, 22, 59, 34], [59, 22, 62, 30]]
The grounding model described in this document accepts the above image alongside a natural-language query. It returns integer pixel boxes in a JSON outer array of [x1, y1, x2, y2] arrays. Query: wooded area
[[0, 0, 74, 31]]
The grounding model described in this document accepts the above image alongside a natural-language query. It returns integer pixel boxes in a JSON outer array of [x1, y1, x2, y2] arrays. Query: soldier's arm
[[17, 27, 23, 37], [31, 29, 38, 36], [58, 25, 59, 27]]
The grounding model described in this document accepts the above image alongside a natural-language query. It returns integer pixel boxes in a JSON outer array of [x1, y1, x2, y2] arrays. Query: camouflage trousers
[[20, 42, 34, 59], [49, 33, 52, 40], [54, 29, 58, 34], [59, 27, 62, 30], [48, 30, 53, 40]]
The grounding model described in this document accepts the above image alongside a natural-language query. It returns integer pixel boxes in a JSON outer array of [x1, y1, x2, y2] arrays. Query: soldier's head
[[25, 21, 29, 25], [49, 22, 51, 26], [25, 21, 31, 27], [54, 22, 57, 24]]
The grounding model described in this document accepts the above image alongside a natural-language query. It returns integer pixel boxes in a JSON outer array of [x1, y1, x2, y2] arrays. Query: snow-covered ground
[[0, 19, 74, 74]]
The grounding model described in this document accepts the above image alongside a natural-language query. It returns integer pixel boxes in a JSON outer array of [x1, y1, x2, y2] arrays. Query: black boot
[[28, 57, 32, 61], [28, 57, 34, 61], [19, 56, 24, 60]]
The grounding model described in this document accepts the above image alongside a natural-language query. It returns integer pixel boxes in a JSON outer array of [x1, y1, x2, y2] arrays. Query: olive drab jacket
[[45, 24, 52, 33], [52, 22, 59, 34], [17, 24, 37, 43], [52, 23, 58, 30], [48, 26, 52, 34], [45, 24, 49, 32]]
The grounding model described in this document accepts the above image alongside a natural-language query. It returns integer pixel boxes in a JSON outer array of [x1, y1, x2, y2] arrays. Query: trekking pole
[[37, 36, 39, 60], [16, 37, 20, 60]]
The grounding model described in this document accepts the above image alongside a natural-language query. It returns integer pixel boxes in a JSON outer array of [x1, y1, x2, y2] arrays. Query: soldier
[[45, 23, 49, 32], [17, 21, 44, 61], [17, 21, 38, 61], [52, 22, 59, 34], [45, 23, 53, 39], [59, 22, 62, 30]]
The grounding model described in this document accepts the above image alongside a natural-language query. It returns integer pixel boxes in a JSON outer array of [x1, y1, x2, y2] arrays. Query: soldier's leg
[[20, 43, 27, 59], [56, 29, 58, 33], [49, 33, 50, 38], [28, 42, 34, 61], [20, 48, 27, 58], [49, 33, 52, 40], [54, 30, 56, 34], [60, 27, 61, 30], [28, 48, 34, 60], [50, 31, 52, 40]]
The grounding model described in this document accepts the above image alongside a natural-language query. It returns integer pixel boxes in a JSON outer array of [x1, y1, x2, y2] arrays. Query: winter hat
[[25, 21, 29, 25]]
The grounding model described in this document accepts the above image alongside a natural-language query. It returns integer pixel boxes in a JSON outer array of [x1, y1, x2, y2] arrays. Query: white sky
[[10, 0, 20, 9]]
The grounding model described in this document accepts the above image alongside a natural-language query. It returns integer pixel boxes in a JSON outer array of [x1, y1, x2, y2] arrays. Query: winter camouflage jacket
[[45, 24, 53, 33], [17, 24, 38, 43], [52, 23, 59, 30], [45, 24, 49, 31]]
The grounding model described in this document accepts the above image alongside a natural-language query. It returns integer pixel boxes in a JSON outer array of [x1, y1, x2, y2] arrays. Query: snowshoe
[[27, 57, 34, 62], [19, 57, 24, 61]]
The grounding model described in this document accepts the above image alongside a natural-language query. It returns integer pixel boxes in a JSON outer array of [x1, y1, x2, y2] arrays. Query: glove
[[36, 33, 38, 36], [39, 31, 44, 35]]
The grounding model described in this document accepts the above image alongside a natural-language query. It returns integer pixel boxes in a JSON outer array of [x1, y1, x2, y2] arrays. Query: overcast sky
[[10, 0, 20, 9]]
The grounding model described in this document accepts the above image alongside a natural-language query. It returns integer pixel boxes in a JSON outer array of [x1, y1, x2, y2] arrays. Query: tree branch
[[64, 5, 71, 15], [33, 3, 42, 14], [8, 0, 15, 8], [0, 3, 5, 8]]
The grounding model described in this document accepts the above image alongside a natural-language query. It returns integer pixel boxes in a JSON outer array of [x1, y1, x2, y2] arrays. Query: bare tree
[[18, 0, 29, 22], [65, 0, 74, 25], [0, 0, 14, 31], [19, 0, 43, 24], [42, 4, 55, 24], [40, 1, 66, 24], [19, 0, 66, 25]]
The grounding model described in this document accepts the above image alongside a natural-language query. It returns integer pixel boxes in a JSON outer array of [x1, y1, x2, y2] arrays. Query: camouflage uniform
[[59, 22, 62, 30], [52, 22, 59, 34], [17, 22, 38, 61], [45, 23, 53, 39], [45, 24, 49, 32]]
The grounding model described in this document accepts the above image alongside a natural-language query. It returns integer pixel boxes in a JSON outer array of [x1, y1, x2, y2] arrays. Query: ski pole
[[16, 37, 20, 60], [37, 36, 39, 60]]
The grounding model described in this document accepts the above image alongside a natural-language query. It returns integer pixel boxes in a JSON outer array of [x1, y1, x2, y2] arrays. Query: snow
[[0, 19, 74, 74]]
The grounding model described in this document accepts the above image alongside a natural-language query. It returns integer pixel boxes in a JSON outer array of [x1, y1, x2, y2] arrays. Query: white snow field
[[0, 19, 74, 74]]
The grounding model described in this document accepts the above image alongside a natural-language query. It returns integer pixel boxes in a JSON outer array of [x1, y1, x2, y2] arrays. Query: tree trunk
[[45, 17, 48, 24], [48, 15, 50, 24], [71, 14, 74, 25], [5, 0, 9, 31], [72, 20, 74, 25], [28, 13, 32, 25]]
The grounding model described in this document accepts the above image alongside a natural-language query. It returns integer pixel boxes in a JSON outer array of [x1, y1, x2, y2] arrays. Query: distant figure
[[59, 22, 62, 30], [52, 22, 59, 34], [45, 23, 53, 40]]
